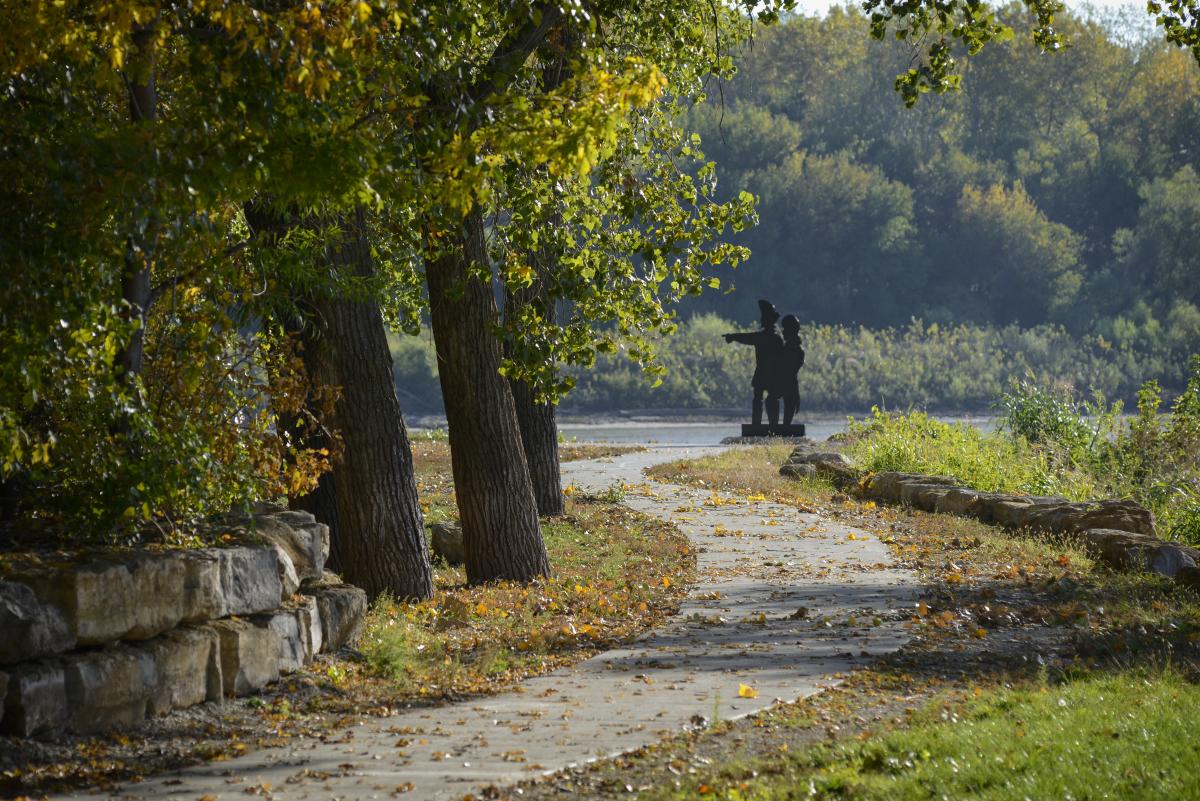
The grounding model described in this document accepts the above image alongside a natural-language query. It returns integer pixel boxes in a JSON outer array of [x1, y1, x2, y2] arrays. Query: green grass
[[644, 671, 1200, 801], [789, 671, 1199, 801], [843, 409, 1098, 500]]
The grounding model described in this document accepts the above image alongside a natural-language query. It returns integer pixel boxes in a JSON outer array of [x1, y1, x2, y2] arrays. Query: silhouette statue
[[775, 315, 806, 426], [724, 300, 806, 437], [723, 300, 782, 426]]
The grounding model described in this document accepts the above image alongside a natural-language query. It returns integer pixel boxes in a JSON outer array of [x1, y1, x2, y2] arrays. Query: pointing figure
[[724, 299, 783, 426]]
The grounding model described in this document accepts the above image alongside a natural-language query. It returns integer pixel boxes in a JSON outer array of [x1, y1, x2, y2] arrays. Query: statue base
[[741, 423, 806, 437]]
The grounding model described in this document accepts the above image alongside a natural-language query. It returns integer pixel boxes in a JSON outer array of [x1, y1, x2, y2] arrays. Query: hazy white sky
[[784, 0, 1161, 45], [789, 0, 1145, 13]]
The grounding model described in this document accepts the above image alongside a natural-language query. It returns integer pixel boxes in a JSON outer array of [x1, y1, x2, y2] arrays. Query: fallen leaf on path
[[738, 683, 759, 699]]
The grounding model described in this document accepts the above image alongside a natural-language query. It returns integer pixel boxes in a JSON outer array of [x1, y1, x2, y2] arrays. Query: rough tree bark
[[287, 317, 342, 572], [505, 287, 564, 518], [307, 209, 433, 600], [247, 203, 433, 600], [115, 23, 157, 384], [427, 210, 550, 583]]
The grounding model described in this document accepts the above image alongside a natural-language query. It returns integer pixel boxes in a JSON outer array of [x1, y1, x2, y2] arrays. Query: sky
[[789, 0, 1146, 13], [787, 0, 1159, 37]]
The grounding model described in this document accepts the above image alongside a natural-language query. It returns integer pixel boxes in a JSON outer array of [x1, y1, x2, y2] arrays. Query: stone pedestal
[[740, 423, 806, 437]]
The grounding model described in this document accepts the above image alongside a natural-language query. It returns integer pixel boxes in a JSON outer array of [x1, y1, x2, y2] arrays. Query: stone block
[[272, 545, 302, 597], [180, 550, 225, 622], [0, 580, 75, 664], [1147, 545, 1198, 578], [2, 661, 67, 737], [11, 551, 191, 645], [792, 451, 852, 466], [218, 546, 283, 617], [430, 521, 465, 565], [779, 462, 816, 479], [303, 583, 367, 653], [141, 627, 222, 716], [64, 645, 157, 733], [863, 472, 956, 504], [295, 595, 323, 661], [899, 482, 955, 510], [1078, 529, 1160, 570], [990, 499, 1035, 529], [256, 511, 329, 582], [255, 608, 307, 674], [1175, 565, 1200, 591], [1021, 502, 1091, 534], [1076, 500, 1156, 536], [211, 618, 281, 697], [935, 487, 981, 516], [963, 493, 1015, 525]]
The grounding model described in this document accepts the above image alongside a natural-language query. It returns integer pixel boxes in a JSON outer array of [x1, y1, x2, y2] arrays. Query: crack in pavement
[[61, 446, 918, 801]]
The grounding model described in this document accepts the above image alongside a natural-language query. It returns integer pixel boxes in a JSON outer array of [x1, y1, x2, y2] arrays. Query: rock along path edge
[[62, 446, 918, 801]]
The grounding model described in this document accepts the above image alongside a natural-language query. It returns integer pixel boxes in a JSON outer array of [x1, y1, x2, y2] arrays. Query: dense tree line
[[394, 310, 1200, 414], [682, 5, 1200, 346]]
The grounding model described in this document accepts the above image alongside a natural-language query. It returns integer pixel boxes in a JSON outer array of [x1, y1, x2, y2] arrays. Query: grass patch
[[842, 409, 1096, 499], [658, 670, 1200, 801], [361, 500, 693, 697], [645, 443, 831, 509], [560, 442, 646, 462], [360, 440, 692, 698]]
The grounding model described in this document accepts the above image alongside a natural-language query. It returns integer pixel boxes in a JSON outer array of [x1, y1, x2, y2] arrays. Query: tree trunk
[[505, 287, 564, 518], [288, 316, 342, 572], [116, 23, 157, 384], [426, 210, 549, 584], [509, 378, 564, 517], [306, 209, 432, 600]]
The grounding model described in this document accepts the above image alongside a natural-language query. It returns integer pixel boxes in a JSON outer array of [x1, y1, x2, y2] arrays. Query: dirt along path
[[61, 446, 918, 801]]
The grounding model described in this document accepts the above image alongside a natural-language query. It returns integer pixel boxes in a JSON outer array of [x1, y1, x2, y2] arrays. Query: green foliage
[[851, 360, 1200, 543], [681, 7, 1200, 349], [843, 408, 1093, 498], [0, 0, 786, 542], [781, 671, 1200, 801]]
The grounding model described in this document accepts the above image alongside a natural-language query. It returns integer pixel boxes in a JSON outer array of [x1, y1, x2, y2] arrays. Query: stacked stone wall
[[777, 443, 1200, 593], [0, 508, 367, 737]]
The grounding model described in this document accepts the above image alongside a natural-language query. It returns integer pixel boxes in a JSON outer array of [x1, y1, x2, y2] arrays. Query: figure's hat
[[757, 299, 780, 324]]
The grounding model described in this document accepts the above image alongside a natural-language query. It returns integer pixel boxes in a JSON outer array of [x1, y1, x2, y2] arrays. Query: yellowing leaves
[[737, 683, 759, 699]]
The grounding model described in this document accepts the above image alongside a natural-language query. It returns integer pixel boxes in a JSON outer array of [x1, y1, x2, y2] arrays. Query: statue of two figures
[[724, 299, 806, 437]]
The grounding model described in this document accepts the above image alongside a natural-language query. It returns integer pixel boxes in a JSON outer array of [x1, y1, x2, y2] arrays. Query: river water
[[557, 415, 999, 447]]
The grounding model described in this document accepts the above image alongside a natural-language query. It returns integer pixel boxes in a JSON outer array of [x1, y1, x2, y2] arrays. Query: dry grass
[[359, 439, 693, 699]]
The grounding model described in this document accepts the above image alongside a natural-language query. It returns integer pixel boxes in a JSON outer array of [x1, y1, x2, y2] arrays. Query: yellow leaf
[[475, 602, 487, 616], [973, 627, 988, 639], [661, 576, 671, 588], [737, 683, 759, 699], [917, 601, 929, 617], [355, 0, 372, 22]]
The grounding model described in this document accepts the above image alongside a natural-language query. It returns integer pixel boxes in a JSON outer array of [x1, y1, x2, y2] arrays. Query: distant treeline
[[679, 4, 1200, 350], [392, 314, 1197, 415]]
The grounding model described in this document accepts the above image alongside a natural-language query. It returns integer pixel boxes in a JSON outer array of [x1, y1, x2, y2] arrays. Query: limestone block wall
[[779, 443, 1200, 592], [0, 508, 367, 738]]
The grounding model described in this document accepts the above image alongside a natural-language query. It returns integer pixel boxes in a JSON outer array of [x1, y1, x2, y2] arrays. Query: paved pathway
[[64, 447, 918, 801]]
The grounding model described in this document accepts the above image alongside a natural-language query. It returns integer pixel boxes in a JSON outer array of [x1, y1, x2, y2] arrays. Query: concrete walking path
[[63, 446, 918, 801]]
